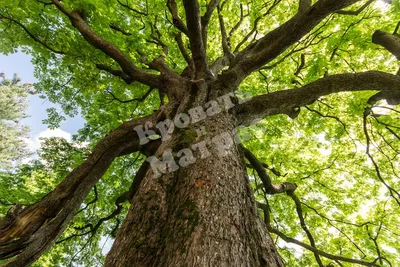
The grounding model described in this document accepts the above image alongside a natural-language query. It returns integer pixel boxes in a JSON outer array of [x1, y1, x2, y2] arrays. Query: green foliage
[[0, 73, 31, 169], [1, 0, 400, 266]]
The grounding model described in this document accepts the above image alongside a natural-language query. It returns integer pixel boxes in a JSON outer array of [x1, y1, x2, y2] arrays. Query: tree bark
[[0, 114, 159, 267], [372, 30, 400, 59], [105, 83, 284, 266]]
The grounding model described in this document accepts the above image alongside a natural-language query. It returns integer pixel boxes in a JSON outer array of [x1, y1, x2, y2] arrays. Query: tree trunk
[[0, 114, 158, 267], [105, 86, 284, 266]]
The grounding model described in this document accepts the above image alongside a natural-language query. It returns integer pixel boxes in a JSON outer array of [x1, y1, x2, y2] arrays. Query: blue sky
[[0, 51, 85, 151]]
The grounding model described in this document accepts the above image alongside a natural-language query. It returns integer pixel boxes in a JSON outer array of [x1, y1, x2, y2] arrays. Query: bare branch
[[286, 191, 324, 266], [217, 5, 230, 55], [201, 0, 220, 29], [227, 4, 245, 46], [269, 228, 381, 266]]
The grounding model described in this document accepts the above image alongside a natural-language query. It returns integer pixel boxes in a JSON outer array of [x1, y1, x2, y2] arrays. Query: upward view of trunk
[[105, 86, 284, 266], [3, 0, 400, 266]]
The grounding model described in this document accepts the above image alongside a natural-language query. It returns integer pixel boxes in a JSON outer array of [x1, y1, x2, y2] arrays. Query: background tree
[[1, 0, 400, 266], [0, 73, 31, 169]]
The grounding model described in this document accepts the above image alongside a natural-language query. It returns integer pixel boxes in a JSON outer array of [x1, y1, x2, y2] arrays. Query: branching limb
[[235, 71, 400, 126], [96, 64, 133, 84], [201, 0, 220, 30], [75, 185, 98, 216], [167, 0, 189, 35], [298, 0, 312, 14], [148, 16, 169, 56], [224, 0, 362, 88], [362, 96, 400, 206], [182, 0, 210, 79], [372, 30, 400, 59], [51, 0, 164, 89], [241, 145, 297, 194], [174, 33, 193, 68], [117, 0, 148, 16], [110, 23, 132, 36], [217, 5, 229, 55], [201, 0, 220, 51], [336, 0, 375, 15], [233, 0, 282, 54], [257, 203, 381, 267], [57, 190, 129, 244], [286, 191, 324, 266], [0, 112, 161, 266], [227, 4, 245, 47], [105, 87, 154, 104], [0, 13, 66, 54]]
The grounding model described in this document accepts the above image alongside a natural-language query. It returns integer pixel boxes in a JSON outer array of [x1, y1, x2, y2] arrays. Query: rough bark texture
[[372, 30, 400, 59], [4, 0, 400, 266], [0, 114, 158, 267], [105, 86, 284, 266]]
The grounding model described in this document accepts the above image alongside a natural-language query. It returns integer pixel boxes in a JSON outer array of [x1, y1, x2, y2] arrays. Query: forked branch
[[51, 0, 164, 89], [182, 0, 210, 79]]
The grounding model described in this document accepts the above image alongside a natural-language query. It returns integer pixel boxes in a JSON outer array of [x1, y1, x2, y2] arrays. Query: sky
[[0, 51, 85, 153]]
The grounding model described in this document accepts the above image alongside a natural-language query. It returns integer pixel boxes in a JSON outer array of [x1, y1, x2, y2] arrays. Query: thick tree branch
[[182, 0, 210, 79], [224, 0, 362, 88], [235, 71, 400, 126], [51, 0, 163, 89], [372, 30, 400, 59], [209, 55, 231, 76], [298, 0, 312, 14], [0, 112, 160, 266], [167, 0, 189, 35]]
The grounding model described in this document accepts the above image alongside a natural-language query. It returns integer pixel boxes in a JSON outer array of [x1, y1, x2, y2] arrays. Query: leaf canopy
[[1, 0, 400, 266]]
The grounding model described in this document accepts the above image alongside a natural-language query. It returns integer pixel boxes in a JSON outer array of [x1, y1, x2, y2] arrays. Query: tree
[[0, 73, 30, 169], [0, 0, 400, 266]]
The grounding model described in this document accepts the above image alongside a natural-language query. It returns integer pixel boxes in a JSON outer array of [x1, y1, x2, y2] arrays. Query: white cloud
[[25, 128, 72, 154]]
